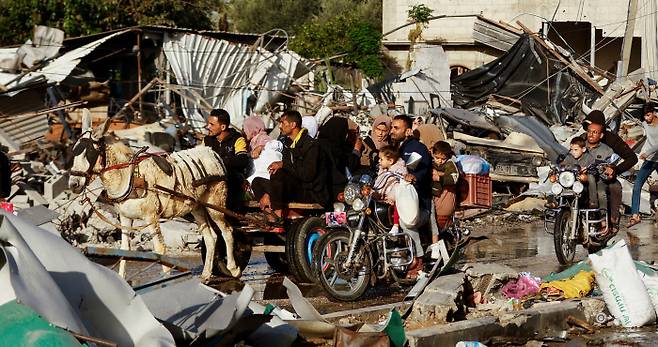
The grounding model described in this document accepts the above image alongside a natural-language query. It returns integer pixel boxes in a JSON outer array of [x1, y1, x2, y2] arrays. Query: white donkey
[[68, 111, 240, 281]]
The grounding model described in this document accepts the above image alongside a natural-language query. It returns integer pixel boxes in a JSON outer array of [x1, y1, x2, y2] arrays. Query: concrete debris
[[504, 197, 547, 213], [462, 263, 519, 301], [409, 273, 466, 323]]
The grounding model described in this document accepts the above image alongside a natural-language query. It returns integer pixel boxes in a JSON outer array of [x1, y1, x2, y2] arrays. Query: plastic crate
[[458, 174, 492, 208]]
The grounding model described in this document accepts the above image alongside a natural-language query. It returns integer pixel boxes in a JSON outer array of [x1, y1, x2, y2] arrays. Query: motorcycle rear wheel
[[554, 209, 577, 265], [314, 230, 371, 301]]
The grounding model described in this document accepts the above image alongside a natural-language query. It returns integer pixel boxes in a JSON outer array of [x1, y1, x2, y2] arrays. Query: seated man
[[204, 109, 249, 210], [389, 114, 433, 278], [252, 110, 329, 222]]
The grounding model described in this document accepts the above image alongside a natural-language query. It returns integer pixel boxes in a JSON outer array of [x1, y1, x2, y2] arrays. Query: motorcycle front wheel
[[314, 229, 371, 301], [554, 209, 577, 265]]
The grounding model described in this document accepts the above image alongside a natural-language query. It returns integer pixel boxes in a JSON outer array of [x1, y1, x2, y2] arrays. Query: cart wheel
[[287, 216, 326, 283], [201, 232, 252, 277]]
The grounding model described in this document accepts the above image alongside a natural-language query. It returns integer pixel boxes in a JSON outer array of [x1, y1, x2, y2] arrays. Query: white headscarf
[[302, 116, 319, 138]]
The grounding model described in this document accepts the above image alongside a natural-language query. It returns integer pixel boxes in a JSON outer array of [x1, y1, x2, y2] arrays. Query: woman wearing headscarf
[[360, 115, 392, 172], [242, 115, 272, 158], [242, 115, 283, 185], [302, 115, 319, 138]]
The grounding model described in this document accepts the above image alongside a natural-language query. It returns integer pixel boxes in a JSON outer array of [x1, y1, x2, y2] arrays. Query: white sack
[[589, 240, 656, 327], [395, 180, 419, 228]]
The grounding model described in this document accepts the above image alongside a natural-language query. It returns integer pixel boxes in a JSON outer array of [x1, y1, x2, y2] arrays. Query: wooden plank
[[473, 32, 514, 52], [243, 201, 324, 210], [516, 21, 604, 95], [474, 21, 520, 42]]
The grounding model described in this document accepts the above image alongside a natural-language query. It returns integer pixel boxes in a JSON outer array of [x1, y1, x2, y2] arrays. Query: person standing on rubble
[[389, 114, 433, 278], [629, 102, 658, 228], [581, 110, 638, 235], [204, 109, 249, 209]]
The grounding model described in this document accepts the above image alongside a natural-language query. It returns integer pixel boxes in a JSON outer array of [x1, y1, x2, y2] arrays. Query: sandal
[[627, 215, 641, 228]]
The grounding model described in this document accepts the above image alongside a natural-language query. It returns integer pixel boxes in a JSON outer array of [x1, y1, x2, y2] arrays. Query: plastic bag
[[539, 270, 595, 299], [456, 155, 491, 175], [395, 180, 419, 228], [589, 240, 656, 327], [502, 273, 541, 299]]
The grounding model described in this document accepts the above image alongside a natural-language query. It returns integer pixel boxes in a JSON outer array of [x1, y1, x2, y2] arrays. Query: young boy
[[432, 141, 459, 243], [373, 145, 408, 235], [559, 137, 599, 209]]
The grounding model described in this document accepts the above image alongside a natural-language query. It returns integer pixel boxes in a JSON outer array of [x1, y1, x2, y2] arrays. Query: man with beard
[[389, 114, 433, 278]]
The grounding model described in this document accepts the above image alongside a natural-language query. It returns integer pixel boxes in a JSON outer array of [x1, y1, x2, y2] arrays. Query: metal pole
[[620, 0, 639, 76], [137, 32, 143, 119]]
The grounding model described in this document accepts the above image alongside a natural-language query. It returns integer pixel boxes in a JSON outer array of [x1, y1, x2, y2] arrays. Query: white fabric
[[640, 121, 658, 161], [589, 240, 656, 327], [247, 140, 283, 183], [395, 180, 419, 228], [302, 116, 318, 138]]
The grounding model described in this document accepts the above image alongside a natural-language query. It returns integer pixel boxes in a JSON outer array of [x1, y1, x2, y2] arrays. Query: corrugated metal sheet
[[163, 32, 303, 130], [8, 29, 130, 89], [0, 112, 49, 151]]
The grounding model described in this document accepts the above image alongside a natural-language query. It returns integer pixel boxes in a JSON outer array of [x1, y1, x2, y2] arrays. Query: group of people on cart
[[202, 107, 462, 278]]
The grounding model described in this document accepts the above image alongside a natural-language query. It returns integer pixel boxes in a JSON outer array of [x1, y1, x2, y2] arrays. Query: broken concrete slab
[[407, 300, 586, 347], [461, 263, 518, 299], [160, 219, 201, 251], [409, 273, 466, 323]]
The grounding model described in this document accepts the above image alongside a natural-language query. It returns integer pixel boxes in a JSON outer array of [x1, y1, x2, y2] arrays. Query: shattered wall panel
[[163, 33, 302, 130]]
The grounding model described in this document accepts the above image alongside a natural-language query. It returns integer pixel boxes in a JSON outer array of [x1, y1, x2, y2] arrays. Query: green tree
[[227, 0, 320, 36], [289, 0, 383, 79], [0, 0, 220, 46]]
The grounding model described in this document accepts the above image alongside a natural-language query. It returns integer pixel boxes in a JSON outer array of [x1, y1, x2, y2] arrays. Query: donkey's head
[[68, 109, 111, 193]]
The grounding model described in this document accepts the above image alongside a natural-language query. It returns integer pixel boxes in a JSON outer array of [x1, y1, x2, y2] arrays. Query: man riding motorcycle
[[581, 110, 637, 235], [389, 114, 433, 278]]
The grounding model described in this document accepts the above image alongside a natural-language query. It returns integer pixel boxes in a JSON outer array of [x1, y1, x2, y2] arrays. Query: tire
[[287, 217, 327, 283], [554, 209, 577, 265], [264, 234, 289, 273], [201, 232, 252, 277], [314, 229, 371, 301]]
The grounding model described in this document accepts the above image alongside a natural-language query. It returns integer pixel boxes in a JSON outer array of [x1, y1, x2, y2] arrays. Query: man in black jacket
[[204, 109, 249, 209], [259, 110, 329, 219], [581, 110, 638, 233], [389, 114, 433, 278]]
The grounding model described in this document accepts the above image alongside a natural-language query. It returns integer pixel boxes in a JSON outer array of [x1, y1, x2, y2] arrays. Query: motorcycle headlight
[[551, 183, 563, 195], [352, 198, 365, 211], [559, 172, 576, 188], [572, 181, 584, 194], [343, 183, 360, 204]]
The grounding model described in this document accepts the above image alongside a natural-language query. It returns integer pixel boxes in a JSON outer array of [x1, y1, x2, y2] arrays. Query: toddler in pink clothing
[[373, 145, 408, 234]]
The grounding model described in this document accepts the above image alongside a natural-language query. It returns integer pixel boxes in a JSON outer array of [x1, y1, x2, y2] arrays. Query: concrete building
[[383, 0, 658, 78]]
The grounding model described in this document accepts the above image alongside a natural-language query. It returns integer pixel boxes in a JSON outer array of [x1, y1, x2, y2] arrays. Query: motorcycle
[[313, 155, 470, 301], [544, 162, 615, 265]]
